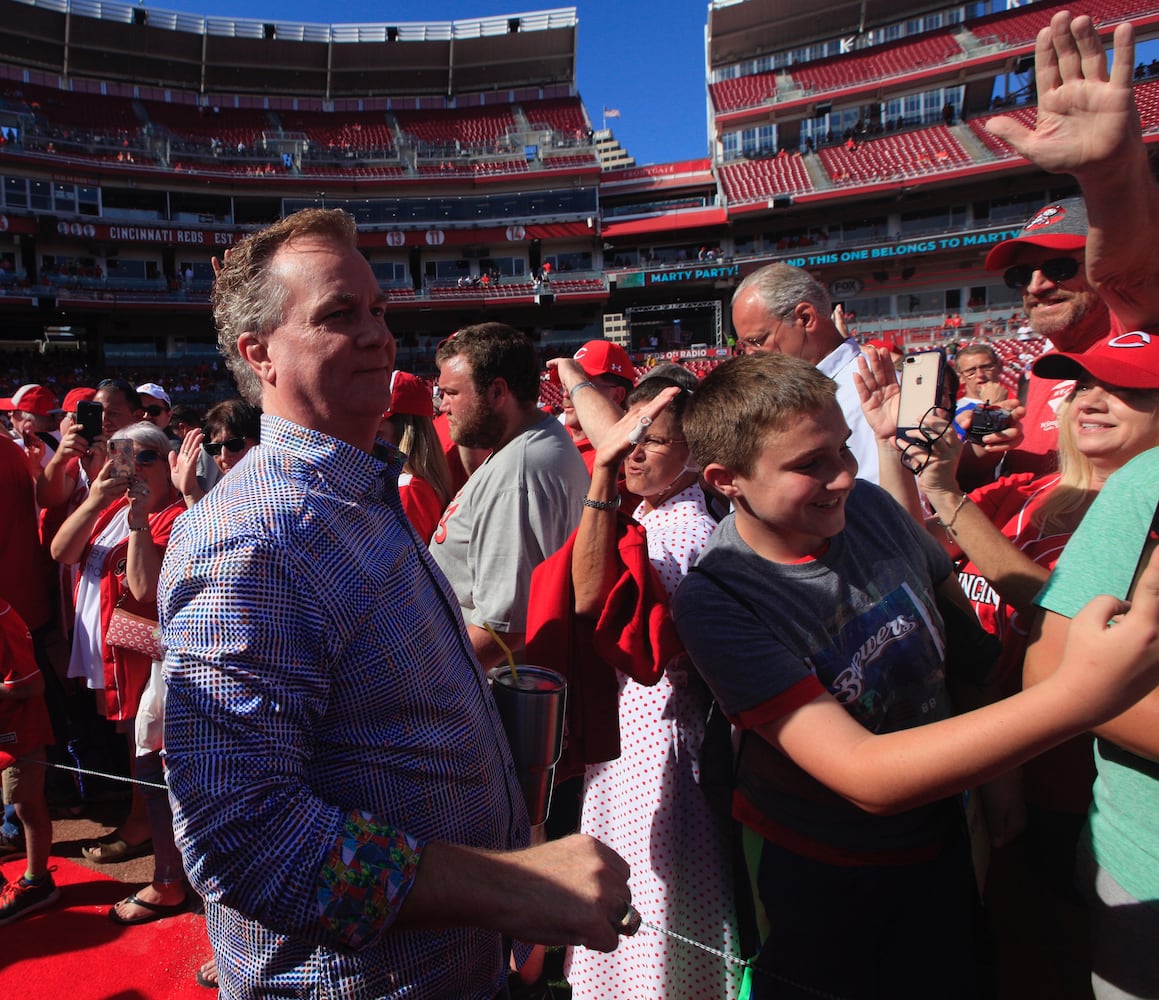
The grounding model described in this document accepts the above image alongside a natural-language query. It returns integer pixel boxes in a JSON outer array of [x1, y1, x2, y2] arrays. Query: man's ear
[[238, 331, 274, 385], [486, 376, 509, 404], [702, 462, 741, 498], [795, 300, 818, 332]]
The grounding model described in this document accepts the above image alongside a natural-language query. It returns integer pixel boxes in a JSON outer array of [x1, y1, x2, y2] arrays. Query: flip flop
[[81, 835, 153, 864], [108, 891, 189, 925]]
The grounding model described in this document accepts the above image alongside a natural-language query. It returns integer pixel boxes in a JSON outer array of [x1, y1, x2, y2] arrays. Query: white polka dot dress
[[566, 486, 743, 999]]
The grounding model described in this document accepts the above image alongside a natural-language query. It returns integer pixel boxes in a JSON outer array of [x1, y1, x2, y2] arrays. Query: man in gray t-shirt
[[430, 323, 589, 669]]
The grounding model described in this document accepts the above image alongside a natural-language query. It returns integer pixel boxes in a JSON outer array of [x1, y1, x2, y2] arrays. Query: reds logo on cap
[[1022, 205, 1066, 231], [1107, 331, 1153, 349]]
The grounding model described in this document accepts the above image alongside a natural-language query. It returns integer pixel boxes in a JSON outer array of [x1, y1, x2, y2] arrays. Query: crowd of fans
[[1, 14, 1159, 1000]]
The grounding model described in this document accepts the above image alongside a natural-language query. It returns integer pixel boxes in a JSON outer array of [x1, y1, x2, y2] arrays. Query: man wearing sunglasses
[[982, 198, 1107, 477], [136, 382, 177, 442], [982, 12, 1159, 479]]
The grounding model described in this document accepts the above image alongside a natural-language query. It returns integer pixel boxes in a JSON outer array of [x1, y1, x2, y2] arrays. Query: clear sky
[[146, 0, 712, 167]]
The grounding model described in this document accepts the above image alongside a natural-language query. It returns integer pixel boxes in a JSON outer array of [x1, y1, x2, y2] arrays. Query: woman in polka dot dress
[[565, 374, 743, 1000]]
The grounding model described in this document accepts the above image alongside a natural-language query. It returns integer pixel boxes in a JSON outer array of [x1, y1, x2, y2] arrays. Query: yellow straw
[[483, 622, 518, 681]]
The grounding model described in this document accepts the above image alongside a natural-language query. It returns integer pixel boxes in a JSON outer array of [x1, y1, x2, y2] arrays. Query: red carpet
[[0, 857, 211, 997]]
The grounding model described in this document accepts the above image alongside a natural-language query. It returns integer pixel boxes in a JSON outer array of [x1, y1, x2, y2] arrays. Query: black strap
[[686, 563, 761, 960]]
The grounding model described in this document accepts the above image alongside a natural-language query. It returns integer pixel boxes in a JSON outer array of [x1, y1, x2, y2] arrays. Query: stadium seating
[[395, 107, 517, 151], [279, 110, 397, 154], [717, 153, 814, 205], [790, 32, 963, 95], [818, 125, 971, 185], [522, 97, 589, 135], [710, 73, 780, 114]]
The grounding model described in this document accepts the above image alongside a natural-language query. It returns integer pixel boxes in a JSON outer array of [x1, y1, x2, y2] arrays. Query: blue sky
[[147, 0, 712, 167]]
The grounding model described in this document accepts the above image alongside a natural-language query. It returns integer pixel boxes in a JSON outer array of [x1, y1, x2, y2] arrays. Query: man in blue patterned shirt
[[159, 208, 633, 999]]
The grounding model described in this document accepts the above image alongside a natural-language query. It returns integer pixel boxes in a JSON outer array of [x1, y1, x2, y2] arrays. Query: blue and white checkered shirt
[[161, 414, 528, 999]]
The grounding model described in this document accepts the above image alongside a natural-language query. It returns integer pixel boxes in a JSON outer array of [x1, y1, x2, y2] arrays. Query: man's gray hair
[[211, 208, 359, 405], [732, 262, 831, 320]]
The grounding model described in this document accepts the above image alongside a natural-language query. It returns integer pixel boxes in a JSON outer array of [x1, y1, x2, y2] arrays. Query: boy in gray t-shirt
[[672, 353, 1159, 999]]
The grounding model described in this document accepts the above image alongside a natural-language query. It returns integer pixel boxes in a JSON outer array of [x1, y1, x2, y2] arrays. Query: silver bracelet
[[128, 524, 151, 533], [568, 381, 596, 400], [582, 494, 621, 511], [939, 494, 970, 537]]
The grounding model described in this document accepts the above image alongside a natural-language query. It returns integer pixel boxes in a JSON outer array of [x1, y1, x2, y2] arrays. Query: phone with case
[[896, 350, 948, 441], [76, 399, 103, 442], [1126, 501, 1159, 602], [109, 438, 135, 480]]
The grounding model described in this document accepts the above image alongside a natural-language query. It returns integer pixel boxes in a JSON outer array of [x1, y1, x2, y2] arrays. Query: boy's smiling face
[[707, 399, 857, 563]]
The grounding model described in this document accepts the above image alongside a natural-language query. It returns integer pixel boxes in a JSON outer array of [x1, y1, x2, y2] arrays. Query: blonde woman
[[378, 371, 451, 543]]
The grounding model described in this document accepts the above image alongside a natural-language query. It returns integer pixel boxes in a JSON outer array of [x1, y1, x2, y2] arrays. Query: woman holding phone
[[51, 421, 187, 922]]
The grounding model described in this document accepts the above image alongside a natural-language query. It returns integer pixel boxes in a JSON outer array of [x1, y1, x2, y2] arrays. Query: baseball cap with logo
[[0, 384, 58, 415], [984, 197, 1089, 271], [1032, 329, 1159, 390], [383, 371, 433, 418], [136, 382, 172, 408], [549, 340, 634, 385]]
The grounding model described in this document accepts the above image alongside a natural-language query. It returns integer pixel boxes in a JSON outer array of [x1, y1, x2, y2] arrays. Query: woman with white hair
[[51, 420, 187, 923]]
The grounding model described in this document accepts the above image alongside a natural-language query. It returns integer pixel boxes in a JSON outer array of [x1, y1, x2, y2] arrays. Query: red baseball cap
[[1032, 329, 1159, 390], [383, 371, 433, 418], [61, 386, 97, 413], [0, 384, 58, 415], [549, 340, 634, 385]]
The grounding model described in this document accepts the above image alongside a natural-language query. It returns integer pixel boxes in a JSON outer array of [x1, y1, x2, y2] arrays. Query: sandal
[[82, 835, 153, 864], [108, 890, 188, 925]]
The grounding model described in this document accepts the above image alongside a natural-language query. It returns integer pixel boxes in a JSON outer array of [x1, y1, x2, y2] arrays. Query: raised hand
[[985, 13, 1139, 178], [854, 346, 901, 442], [171, 428, 206, 505], [1057, 546, 1159, 719], [592, 386, 680, 471]]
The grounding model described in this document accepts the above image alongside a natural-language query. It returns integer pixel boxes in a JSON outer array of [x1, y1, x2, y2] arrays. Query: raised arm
[[916, 410, 1051, 610], [764, 549, 1159, 814], [547, 357, 624, 451], [572, 388, 679, 616], [853, 348, 924, 523], [986, 12, 1159, 329], [1025, 607, 1159, 764], [49, 458, 129, 565]]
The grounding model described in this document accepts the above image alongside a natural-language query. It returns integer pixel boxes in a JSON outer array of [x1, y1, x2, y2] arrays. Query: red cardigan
[[525, 513, 682, 782]]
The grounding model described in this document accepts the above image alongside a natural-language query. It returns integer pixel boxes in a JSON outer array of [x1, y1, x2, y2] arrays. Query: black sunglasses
[[203, 437, 247, 456], [133, 449, 162, 467], [1003, 257, 1080, 290], [142, 405, 168, 417]]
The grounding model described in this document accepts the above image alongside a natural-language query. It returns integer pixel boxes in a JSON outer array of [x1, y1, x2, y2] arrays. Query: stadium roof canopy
[[0, 0, 577, 98], [708, 0, 961, 68]]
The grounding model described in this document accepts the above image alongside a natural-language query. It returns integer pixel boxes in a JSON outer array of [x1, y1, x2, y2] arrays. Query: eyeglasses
[[1003, 257, 1080, 290], [957, 362, 999, 378], [631, 435, 687, 454], [203, 437, 247, 456], [737, 313, 792, 353], [739, 329, 774, 352], [133, 449, 162, 467], [896, 406, 952, 475], [142, 405, 168, 417]]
